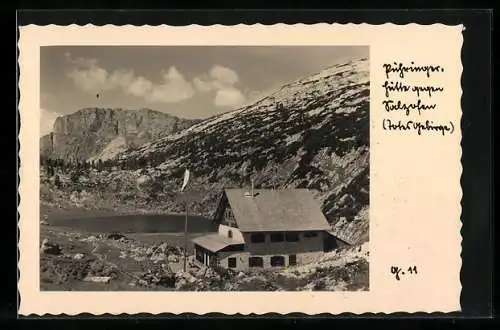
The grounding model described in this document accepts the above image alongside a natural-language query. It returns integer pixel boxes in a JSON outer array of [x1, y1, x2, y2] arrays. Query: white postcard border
[[18, 23, 463, 315]]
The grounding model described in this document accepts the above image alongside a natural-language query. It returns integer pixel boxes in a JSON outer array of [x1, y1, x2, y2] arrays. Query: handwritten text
[[381, 61, 455, 136]]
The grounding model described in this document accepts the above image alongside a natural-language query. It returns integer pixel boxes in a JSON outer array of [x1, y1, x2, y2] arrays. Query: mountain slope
[[41, 57, 370, 245], [40, 108, 199, 161], [113, 57, 370, 243]]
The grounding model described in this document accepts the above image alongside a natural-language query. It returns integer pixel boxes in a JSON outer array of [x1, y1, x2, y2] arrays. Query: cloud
[[40, 108, 61, 136], [193, 76, 215, 92], [64, 53, 194, 104], [65, 54, 247, 108], [127, 76, 153, 97], [147, 67, 195, 103], [215, 88, 246, 108], [193, 65, 246, 107], [64, 52, 99, 67], [209, 65, 239, 86], [126, 67, 195, 103], [67, 64, 110, 93], [109, 69, 136, 89]]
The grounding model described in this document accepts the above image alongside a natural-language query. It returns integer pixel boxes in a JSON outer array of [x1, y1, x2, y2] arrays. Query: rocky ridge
[[40, 108, 199, 161]]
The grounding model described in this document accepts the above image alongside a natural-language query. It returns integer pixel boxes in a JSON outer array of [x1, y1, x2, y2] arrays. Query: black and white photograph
[[39, 45, 370, 292]]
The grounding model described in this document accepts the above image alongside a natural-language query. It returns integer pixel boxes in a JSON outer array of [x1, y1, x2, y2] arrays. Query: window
[[228, 230, 233, 238], [270, 255, 285, 267], [289, 255, 297, 266], [209, 255, 218, 267], [224, 206, 237, 227], [250, 233, 265, 243], [270, 233, 284, 242], [249, 256, 263, 268], [228, 257, 236, 268], [303, 231, 318, 238], [285, 232, 299, 242], [195, 247, 204, 263]]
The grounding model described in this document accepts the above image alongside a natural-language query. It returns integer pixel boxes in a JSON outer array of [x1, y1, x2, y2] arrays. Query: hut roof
[[192, 233, 244, 253], [223, 188, 331, 232]]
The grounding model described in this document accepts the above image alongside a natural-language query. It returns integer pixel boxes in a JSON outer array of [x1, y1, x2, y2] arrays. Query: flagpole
[[180, 155, 191, 272], [183, 198, 188, 272]]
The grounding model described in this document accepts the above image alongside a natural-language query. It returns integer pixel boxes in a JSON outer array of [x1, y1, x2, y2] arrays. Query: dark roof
[[224, 188, 331, 232], [192, 233, 244, 253]]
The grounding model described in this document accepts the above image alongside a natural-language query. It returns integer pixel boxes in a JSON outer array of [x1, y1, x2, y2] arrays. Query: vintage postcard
[[18, 23, 463, 315]]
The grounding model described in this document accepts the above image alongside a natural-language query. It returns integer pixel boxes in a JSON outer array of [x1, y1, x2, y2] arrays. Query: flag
[[180, 168, 190, 192]]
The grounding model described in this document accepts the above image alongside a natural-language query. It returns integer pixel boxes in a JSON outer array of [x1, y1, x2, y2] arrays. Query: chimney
[[244, 177, 255, 197]]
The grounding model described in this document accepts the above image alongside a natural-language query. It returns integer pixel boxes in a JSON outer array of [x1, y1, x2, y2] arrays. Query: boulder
[[151, 252, 166, 263], [136, 175, 150, 187], [83, 276, 111, 284], [167, 254, 179, 263], [107, 233, 127, 240], [80, 235, 98, 243], [175, 278, 187, 290], [41, 238, 62, 255]]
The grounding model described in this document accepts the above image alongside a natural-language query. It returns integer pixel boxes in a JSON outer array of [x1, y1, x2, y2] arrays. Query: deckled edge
[[18, 22, 462, 28], [458, 24, 465, 313], [17, 22, 465, 317], [16, 22, 22, 317]]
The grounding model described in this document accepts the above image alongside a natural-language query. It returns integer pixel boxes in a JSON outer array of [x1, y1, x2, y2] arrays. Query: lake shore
[[40, 203, 188, 221], [39, 203, 215, 254]]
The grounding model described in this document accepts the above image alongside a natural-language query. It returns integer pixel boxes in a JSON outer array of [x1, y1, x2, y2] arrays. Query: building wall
[[242, 231, 326, 256], [195, 231, 331, 271], [218, 224, 245, 242], [217, 251, 324, 270], [218, 251, 250, 271], [214, 231, 326, 270]]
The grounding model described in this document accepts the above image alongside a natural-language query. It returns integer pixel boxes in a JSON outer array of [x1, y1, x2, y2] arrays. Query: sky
[[40, 46, 368, 136]]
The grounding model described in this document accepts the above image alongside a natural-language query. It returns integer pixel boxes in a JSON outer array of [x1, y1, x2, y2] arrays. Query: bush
[[54, 175, 61, 188], [70, 169, 82, 183]]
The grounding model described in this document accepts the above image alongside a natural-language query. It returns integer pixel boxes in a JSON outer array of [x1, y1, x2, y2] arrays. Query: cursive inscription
[[383, 62, 444, 79], [382, 119, 454, 136], [381, 61, 455, 136]]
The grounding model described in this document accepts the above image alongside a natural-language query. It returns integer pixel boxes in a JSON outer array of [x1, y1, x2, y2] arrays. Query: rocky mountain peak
[[40, 107, 199, 161]]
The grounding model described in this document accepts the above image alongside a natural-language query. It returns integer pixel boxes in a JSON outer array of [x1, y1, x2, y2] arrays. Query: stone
[[83, 276, 111, 284], [175, 279, 187, 290], [80, 235, 98, 243], [167, 255, 179, 263], [107, 233, 127, 240], [41, 239, 62, 255]]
